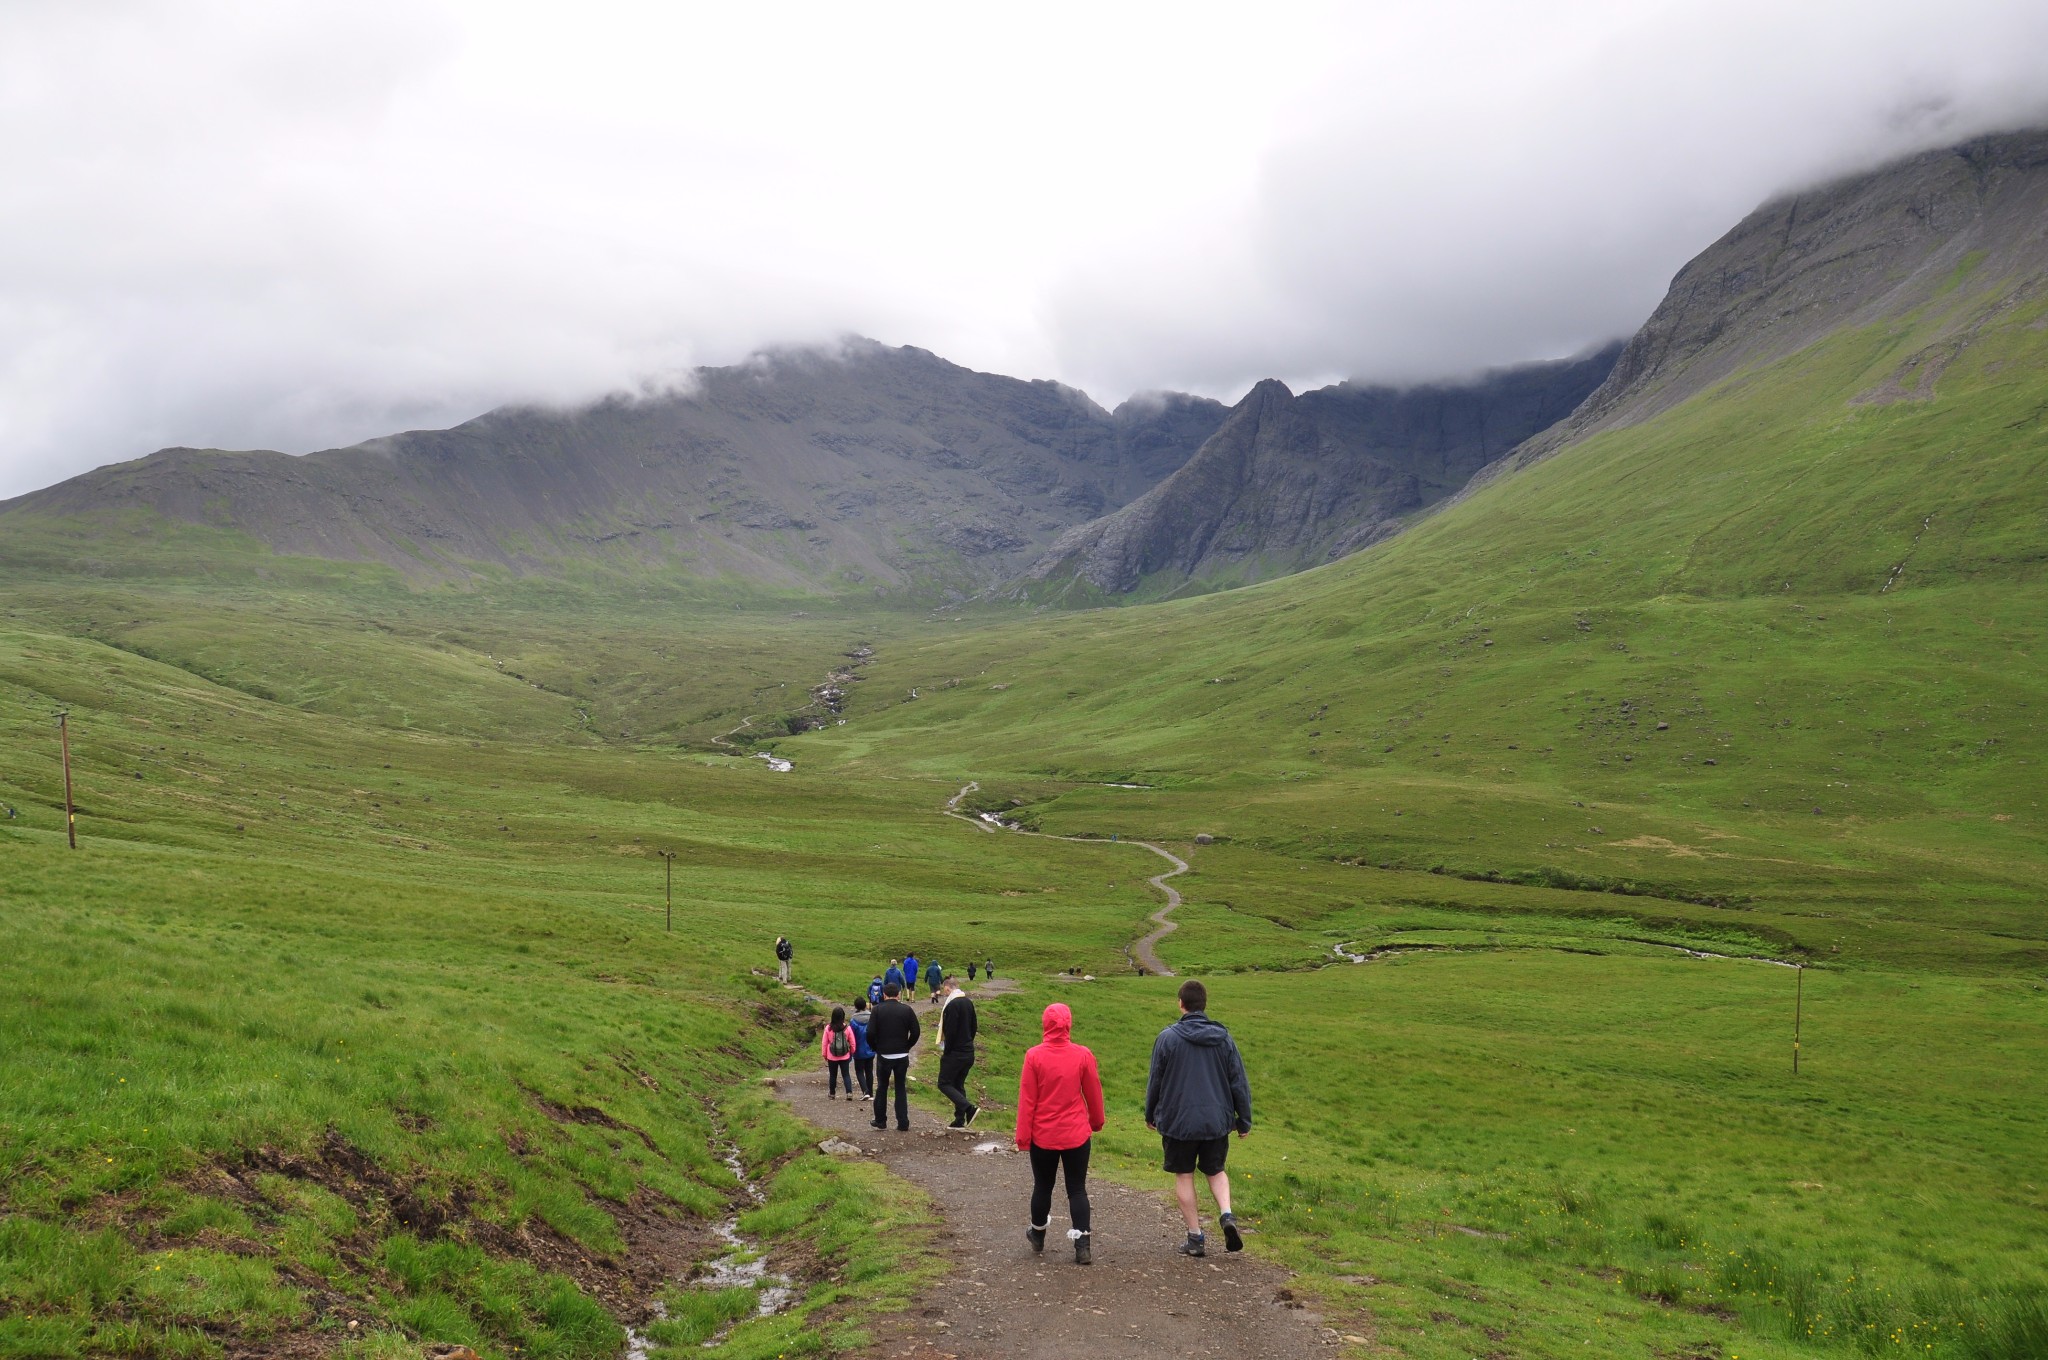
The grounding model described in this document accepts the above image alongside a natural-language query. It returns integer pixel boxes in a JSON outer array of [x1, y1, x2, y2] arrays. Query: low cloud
[[4, 0, 2046, 497]]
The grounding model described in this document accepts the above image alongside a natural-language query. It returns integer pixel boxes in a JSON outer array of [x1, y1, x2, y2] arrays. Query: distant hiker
[[985, 958, 994, 981], [850, 997, 875, 1097], [867, 981, 921, 1132], [867, 974, 885, 1007], [1016, 1002, 1104, 1265], [935, 975, 979, 1129], [904, 953, 921, 999], [1144, 979, 1252, 1258], [924, 959, 943, 999], [775, 935, 793, 984], [884, 958, 906, 996], [968, 960, 978, 983], [821, 1006, 856, 1099]]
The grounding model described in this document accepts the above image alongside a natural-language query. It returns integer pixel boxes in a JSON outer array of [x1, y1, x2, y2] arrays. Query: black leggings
[[1029, 1139, 1092, 1235], [827, 1059, 853, 1095]]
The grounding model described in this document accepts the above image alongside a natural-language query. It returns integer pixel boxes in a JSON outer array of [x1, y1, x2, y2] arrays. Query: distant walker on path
[[1144, 979, 1252, 1258], [774, 935, 793, 984], [935, 975, 979, 1129]]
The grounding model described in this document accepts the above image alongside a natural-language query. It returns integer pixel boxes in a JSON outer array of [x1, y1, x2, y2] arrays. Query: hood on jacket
[[1040, 1003, 1073, 1043], [1176, 1011, 1230, 1046]]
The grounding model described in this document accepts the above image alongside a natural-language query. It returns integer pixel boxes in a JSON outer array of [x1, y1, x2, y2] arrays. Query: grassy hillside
[[0, 626, 1176, 1360], [802, 292, 2048, 974], [2, 251, 2044, 1359]]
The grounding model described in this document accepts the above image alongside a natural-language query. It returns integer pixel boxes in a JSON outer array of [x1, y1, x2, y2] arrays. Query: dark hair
[[853, 996, 868, 1011], [1177, 979, 1207, 1012], [883, 981, 900, 997], [830, 1006, 846, 1027]]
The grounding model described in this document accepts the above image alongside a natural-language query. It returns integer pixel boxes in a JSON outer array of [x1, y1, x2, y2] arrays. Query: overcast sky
[[4, 0, 2047, 498]]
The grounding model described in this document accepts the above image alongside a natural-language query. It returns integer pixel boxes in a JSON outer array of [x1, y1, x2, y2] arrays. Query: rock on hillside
[[1488, 127, 2048, 480], [1, 341, 1226, 593], [1019, 347, 1620, 597]]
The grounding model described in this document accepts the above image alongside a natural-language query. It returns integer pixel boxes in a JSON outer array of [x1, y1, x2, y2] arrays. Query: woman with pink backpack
[[821, 1006, 858, 1099]]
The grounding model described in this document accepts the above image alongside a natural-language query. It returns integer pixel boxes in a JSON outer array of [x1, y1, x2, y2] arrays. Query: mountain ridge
[[0, 340, 1229, 595], [1015, 345, 1622, 599]]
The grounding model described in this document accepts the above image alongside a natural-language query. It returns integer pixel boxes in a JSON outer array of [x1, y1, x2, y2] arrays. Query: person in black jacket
[[774, 935, 793, 984], [934, 976, 979, 1128], [1144, 979, 1252, 1257], [865, 982, 921, 1131]]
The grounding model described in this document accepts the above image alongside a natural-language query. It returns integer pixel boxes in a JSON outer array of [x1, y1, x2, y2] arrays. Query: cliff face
[[1020, 346, 1621, 596], [1, 341, 1226, 592], [1492, 128, 2048, 477]]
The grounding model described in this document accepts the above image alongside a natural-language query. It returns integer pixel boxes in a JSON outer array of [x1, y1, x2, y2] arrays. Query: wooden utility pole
[[1793, 964, 1804, 1075], [662, 851, 675, 932], [57, 711, 76, 849]]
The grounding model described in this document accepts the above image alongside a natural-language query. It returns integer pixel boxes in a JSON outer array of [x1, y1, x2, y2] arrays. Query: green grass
[[1, 274, 2044, 1357]]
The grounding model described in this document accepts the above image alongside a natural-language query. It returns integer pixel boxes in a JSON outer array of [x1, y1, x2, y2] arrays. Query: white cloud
[[3, 0, 2045, 496]]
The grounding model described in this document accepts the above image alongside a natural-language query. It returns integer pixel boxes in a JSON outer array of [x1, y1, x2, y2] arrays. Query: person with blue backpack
[[849, 996, 875, 1097], [867, 974, 885, 1007]]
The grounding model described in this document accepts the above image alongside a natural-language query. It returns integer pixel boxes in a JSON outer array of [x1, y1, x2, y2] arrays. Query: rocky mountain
[[1484, 126, 2048, 481], [1, 340, 1227, 593], [1017, 346, 1620, 598]]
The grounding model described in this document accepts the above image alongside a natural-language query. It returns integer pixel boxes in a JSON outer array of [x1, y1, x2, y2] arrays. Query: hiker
[[775, 935, 793, 984], [1016, 1002, 1104, 1265], [904, 952, 921, 999], [924, 958, 943, 1000], [866, 981, 920, 1132], [935, 975, 979, 1128], [884, 958, 905, 996], [1144, 979, 1252, 1257], [985, 958, 994, 981], [821, 1006, 857, 1099], [867, 974, 885, 1007], [968, 960, 978, 983], [850, 997, 875, 1097]]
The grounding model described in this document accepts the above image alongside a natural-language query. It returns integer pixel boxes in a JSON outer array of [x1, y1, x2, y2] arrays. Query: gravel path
[[770, 983, 1350, 1359], [942, 783, 1188, 976]]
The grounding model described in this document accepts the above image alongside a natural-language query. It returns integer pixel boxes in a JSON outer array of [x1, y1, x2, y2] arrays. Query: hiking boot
[[947, 1117, 964, 1129], [1025, 1226, 1046, 1254], [1178, 1231, 1207, 1258], [963, 1105, 980, 1128], [1073, 1233, 1092, 1265], [869, 1119, 887, 1130], [1221, 1212, 1243, 1252]]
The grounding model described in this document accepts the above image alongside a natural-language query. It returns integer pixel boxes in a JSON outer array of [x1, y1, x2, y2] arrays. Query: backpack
[[827, 1024, 852, 1060]]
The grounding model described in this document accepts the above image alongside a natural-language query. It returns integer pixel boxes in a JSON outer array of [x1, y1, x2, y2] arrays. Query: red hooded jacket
[[1015, 1003, 1105, 1152]]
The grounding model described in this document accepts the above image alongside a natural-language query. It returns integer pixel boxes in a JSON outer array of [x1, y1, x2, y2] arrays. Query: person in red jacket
[[1015, 1002, 1105, 1264]]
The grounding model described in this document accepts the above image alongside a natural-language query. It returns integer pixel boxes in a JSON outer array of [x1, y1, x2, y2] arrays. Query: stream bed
[[622, 1142, 794, 1357]]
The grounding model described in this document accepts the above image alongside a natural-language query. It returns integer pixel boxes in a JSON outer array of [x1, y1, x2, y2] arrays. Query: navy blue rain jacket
[[1143, 1011, 1253, 1141]]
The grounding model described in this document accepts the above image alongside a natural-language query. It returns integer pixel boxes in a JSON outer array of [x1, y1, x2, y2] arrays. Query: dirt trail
[[769, 982, 1347, 1358], [943, 783, 1188, 977]]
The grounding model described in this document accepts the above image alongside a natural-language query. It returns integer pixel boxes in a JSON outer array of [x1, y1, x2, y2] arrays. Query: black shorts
[[1160, 1134, 1229, 1176]]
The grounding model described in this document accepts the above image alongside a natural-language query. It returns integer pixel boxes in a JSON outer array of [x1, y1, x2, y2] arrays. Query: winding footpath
[[944, 782, 1189, 976], [746, 784, 1359, 1358]]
